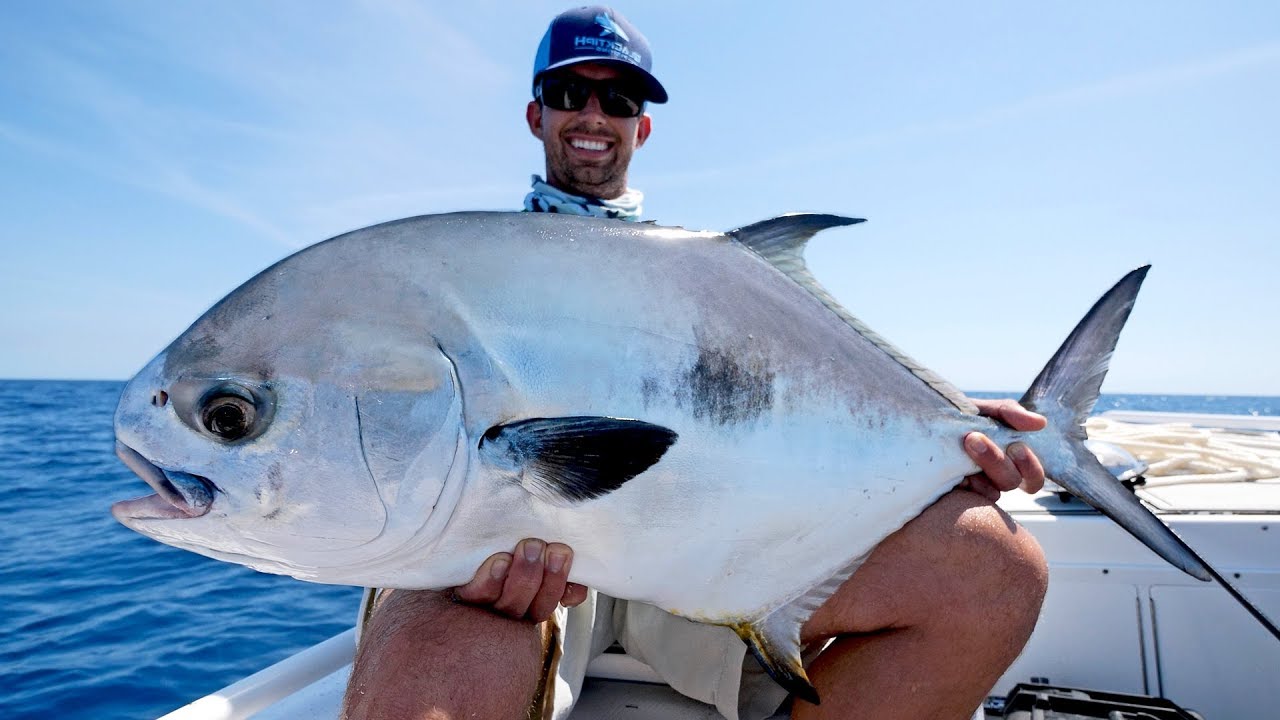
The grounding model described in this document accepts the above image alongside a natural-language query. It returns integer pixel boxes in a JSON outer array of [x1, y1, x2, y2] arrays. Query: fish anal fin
[[729, 556, 867, 706], [479, 416, 677, 506], [732, 621, 819, 706]]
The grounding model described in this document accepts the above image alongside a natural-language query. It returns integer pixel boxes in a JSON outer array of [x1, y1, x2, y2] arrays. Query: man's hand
[[961, 399, 1048, 501], [452, 538, 589, 622]]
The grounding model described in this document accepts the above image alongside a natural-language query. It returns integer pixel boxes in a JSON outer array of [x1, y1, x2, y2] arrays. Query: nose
[[577, 91, 607, 120]]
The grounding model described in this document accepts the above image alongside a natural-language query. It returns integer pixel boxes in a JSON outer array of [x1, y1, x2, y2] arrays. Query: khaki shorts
[[549, 591, 790, 720]]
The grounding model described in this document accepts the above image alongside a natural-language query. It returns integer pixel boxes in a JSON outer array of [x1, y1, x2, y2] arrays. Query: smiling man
[[525, 64, 652, 203], [520, 7, 663, 217], [342, 7, 1048, 720]]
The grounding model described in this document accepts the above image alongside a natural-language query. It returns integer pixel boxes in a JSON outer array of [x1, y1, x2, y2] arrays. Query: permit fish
[[111, 212, 1280, 702]]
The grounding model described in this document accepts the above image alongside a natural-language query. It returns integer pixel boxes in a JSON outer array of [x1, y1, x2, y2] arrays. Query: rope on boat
[[1084, 417, 1280, 488]]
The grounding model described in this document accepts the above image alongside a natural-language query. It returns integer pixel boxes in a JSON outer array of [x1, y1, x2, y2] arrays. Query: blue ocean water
[[1, 380, 1276, 719], [0, 381, 359, 719]]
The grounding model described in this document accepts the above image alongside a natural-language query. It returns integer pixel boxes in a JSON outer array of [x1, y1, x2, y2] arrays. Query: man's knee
[[936, 491, 1048, 637]]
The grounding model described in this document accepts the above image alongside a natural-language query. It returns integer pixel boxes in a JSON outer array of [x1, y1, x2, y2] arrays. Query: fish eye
[[198, 386, 258, 442]]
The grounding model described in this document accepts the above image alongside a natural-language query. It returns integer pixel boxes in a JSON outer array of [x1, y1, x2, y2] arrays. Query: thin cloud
[[936, 41, 1280, 132], [3, 4, 524, 250], [648, 42, 1280, 189], [1, 33, 303, 247]]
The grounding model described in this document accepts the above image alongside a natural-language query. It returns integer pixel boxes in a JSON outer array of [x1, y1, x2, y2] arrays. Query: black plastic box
[[993, 682, 1204, 719]]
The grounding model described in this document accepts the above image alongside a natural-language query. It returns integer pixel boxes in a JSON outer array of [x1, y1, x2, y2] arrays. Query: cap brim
[[536, 57, 668, 104]]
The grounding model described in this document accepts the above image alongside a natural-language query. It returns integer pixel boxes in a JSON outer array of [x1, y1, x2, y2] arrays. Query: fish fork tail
[[1021, 266, 1280, 642]]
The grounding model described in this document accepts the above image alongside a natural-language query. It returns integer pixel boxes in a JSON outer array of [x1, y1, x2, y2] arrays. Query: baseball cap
[[532, 6, 668, 104]]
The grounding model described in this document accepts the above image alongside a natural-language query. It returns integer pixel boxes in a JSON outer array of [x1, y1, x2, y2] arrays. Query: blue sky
[[2, 1, 1277, 394]]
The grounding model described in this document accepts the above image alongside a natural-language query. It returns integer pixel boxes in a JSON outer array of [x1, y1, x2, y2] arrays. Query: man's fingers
[[1009, 442, 1046, 493], [562, 582, 589, 608], [973, 398, 1047, 432], [491, 539, 547, 619], [960, 476, 1001, 502], [964, 432, 1023, 493], [452, 552, 511, 605], [526, 543, 573, 622], [452, 539, 588, 621]]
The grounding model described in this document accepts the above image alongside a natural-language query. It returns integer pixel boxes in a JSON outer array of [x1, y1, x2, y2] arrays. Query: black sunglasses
[[537, 74, 646, 118]]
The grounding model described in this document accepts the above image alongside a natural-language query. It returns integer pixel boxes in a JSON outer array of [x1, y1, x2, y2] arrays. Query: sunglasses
[[537, 74, 646, 118]]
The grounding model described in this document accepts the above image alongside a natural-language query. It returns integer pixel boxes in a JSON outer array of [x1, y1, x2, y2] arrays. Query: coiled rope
[[1085, 417, 1280, 488]]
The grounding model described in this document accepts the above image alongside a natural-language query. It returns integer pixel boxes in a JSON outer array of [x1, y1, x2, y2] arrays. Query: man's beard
[[559, 161, 623, 197], [548, 130, 629, 198]]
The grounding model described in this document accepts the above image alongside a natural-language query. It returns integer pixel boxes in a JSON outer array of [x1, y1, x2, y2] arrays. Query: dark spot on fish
[[256, 464, 286, 519], [640, 376, 661, 408], [151, 390, 169, 407], [675, 346, 774, 426]]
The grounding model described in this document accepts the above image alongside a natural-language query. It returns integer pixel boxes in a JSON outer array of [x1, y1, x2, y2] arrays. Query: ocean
[[1, 379, 1276, 719]]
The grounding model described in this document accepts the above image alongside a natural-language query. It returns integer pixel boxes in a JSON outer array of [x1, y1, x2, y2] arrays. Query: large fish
[[111, 212, 1279, 702]]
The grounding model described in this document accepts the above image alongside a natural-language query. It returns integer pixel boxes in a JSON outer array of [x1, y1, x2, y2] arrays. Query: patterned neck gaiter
[[523, 175, 644, 221]]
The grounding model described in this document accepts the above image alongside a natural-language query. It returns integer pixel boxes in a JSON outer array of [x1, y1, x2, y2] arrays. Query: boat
[[153, 411, 1280, 719]]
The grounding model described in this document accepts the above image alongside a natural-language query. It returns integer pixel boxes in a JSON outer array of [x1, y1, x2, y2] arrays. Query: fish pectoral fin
[[479, 416, 677, 506]]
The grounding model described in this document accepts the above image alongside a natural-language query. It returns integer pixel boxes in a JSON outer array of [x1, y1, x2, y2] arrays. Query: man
[[343, 7, 1048, 720]]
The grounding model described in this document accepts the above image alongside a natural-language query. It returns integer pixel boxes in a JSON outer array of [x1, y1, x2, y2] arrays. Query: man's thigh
[[802, 488, 1047, 641]]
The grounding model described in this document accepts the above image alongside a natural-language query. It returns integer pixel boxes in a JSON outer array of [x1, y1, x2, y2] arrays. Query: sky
[[1, 1, 1277, 394]]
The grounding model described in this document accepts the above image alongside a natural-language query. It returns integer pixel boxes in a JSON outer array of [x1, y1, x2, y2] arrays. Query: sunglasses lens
[[539, 76, 644, 118], [600, 87, 642, 118], [540, 76, 591, 112]]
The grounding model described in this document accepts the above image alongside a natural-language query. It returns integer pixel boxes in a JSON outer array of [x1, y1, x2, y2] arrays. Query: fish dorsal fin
[[479, 416, 678, 507], [728, 214, 979, 415], [728, 213, 864, 277]]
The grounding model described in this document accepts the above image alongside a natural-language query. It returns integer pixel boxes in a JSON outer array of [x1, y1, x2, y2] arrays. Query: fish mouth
[[111, 441, 217, 521]]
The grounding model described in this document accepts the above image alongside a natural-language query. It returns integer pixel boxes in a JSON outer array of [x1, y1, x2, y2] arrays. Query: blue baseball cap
[[532, 6, 668, 104]]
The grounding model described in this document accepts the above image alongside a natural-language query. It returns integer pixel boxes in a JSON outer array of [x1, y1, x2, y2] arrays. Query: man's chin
[[562, 168, 625, 199]]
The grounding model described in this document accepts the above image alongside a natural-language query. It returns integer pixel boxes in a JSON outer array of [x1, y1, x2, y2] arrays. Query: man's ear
[[635, 113, 652, 148], [526, 100, 544, 139]]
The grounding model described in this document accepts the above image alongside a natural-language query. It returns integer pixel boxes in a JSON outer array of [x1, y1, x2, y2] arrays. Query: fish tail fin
[[1021, 266, 1210, 579], [1021, 267, 1280, 642]]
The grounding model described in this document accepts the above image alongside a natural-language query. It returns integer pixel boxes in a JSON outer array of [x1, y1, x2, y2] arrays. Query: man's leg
[[342, 589, 549, 720], [795, 488, 1048, 720], [342, 539, 584, 720]]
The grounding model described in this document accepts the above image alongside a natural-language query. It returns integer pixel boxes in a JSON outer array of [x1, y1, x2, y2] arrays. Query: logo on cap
[[571, 11, 641, 65], [594, 13, 629, 42]]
